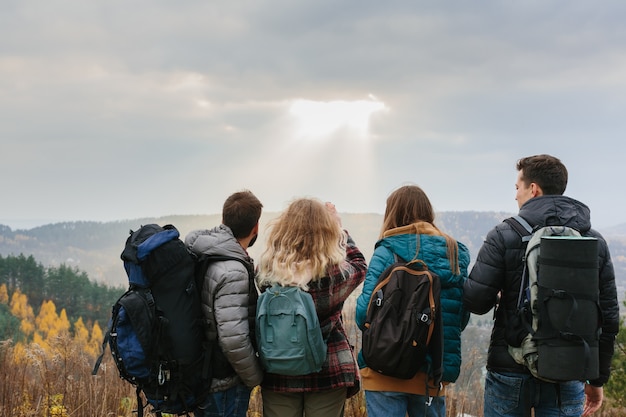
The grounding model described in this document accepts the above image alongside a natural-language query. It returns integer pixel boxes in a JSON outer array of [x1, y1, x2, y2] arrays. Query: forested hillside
[[0, 254, 122, 341], [1, 211, 624, 299], [0, 213, 625, 416], [0, 214, 222, 286], [0, 211, 531, 286]]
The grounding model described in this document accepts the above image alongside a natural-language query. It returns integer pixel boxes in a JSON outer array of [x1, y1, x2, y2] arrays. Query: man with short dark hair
[[463, 154, 619, 417], [186, 190, 263, 417]]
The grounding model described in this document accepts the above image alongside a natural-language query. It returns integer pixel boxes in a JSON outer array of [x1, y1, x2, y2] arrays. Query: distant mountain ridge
[[0, 212, 624, 300]]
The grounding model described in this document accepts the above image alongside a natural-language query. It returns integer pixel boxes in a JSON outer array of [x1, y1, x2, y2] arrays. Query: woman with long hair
[[257, 198, 367, 417], [355, 184, 471, 417]]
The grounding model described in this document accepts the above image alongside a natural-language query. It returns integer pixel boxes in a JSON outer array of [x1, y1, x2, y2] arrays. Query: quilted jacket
[[463, 195, 619, 386], [185, 225, 263, 392], [355, 221, 471, 393]]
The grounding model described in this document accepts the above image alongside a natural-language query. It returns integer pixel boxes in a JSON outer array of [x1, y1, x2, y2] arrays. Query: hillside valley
[[1, 211, 625, 303]]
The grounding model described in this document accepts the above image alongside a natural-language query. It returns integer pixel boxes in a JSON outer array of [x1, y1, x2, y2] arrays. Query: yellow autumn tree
[[35, 300, 58, 341], [32, 329, 49, 351], [57, 308, 71, 337], [0, 283, 8, 304], [88, 321, 104, 359], [9, 289, 35, 337], [73, 317, 90, 354], [34, 300, 72, 347]]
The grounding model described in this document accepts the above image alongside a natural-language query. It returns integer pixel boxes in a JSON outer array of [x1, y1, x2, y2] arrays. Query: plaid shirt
[[261, 233, 367, 396]]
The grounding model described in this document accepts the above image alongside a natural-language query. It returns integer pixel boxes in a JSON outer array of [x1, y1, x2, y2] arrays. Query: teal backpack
[[256, 285, 327, 376]]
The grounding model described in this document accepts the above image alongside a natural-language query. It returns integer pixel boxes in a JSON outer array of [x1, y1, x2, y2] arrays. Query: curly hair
[[257, 198, 347, 290]]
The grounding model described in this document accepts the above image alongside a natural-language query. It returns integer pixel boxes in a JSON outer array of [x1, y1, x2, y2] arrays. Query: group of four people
[[185, 154, 619, 417]]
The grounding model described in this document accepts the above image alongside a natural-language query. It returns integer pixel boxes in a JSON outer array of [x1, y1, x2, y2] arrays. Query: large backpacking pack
[[92, 224, 210, 417], [505, 215, 601, 382], [362, 255, 443, 386], [256, 284, 328, 376]]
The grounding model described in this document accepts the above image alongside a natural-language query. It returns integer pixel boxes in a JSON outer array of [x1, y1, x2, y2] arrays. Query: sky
[[2, 1, 626, 230]]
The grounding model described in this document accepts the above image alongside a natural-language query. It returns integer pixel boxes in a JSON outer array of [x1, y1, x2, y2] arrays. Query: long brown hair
[[382, 185, 460, 275]]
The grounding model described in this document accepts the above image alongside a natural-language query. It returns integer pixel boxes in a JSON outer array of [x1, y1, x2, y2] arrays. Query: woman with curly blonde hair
[[257, 198, 367, 417]]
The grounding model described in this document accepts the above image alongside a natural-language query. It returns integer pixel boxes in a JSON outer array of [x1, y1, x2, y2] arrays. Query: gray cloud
[[1, 1, 625, 229]]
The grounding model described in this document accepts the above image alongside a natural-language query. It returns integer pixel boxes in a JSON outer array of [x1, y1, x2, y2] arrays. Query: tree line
[[0, 253, 123, 342], [0, 251, 624, 415]]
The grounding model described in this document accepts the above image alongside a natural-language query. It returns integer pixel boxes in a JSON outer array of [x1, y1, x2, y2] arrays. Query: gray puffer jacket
[[185, 225, 263, 391], [463, 195, 619, 386]]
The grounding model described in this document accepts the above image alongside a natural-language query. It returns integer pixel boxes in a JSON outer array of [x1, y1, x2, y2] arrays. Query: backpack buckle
[[375, 289, 384, 307], [158, 363, 169, 385], [146, 291, 155, 307]]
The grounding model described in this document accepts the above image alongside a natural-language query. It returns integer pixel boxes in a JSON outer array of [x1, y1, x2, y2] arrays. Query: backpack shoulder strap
[[508, 216, 543, 333], [504, 216, 533, 242], [194, 253, 255, 294], [195, 253, 254, 279]]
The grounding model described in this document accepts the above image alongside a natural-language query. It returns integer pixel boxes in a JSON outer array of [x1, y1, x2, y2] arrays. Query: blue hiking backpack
[[256, 285, 328, 376], [93, 224, 210, 417]]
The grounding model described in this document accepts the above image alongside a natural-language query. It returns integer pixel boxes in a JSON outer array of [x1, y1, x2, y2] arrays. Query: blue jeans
[[194, 384, 252, 417], [365, 390, 446, 417], [484, 371, 585, 417]]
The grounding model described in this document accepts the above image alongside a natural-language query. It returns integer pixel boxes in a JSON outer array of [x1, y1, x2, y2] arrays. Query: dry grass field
[[1, 291, 623, 417]]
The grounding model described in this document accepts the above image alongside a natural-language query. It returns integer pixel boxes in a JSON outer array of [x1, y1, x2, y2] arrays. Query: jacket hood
[[375, 223, 470, 286], [519, 195, 591, 233], [184, 225, 249, 260]]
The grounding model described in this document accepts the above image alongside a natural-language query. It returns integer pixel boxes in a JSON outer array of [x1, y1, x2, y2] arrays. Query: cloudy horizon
[[2, 1, 625, 230]]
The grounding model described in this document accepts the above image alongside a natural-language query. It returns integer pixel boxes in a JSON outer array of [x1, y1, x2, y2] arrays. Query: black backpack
[[362, 255, 443, 387], [93, 224, 211, 417], [505, 216, 601, 382]]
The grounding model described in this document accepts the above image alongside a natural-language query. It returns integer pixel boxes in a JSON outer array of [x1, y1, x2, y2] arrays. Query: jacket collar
[[382, 221, 443, 238]]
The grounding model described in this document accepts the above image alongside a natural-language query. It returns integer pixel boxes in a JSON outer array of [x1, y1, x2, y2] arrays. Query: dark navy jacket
[[463, 195, 619, 386]]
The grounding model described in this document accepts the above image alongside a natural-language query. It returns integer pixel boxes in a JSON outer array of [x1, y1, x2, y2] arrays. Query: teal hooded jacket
[[355, 223, 471, 383]]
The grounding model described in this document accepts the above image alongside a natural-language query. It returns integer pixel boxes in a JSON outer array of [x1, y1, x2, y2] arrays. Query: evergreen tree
[[0, 302, 20, 341], [0, 254, 45, 309], [0, 286, 18, 349]]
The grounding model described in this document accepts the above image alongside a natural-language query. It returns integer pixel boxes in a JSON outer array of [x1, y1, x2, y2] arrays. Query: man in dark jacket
[[464, 154, 619, 417]]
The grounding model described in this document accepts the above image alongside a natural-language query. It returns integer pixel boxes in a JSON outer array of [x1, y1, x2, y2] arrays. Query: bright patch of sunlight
[[289, 97, 387, 139]]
